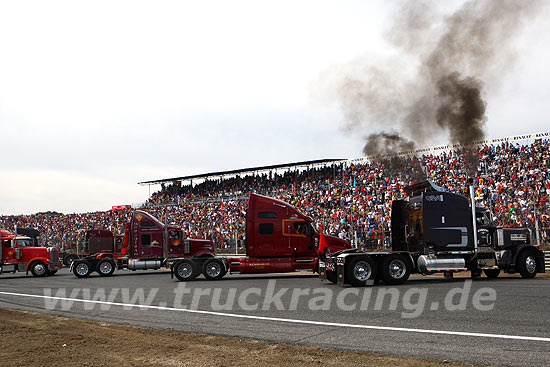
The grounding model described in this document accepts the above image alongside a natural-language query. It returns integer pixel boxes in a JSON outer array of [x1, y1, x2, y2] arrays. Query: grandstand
[[1, 133, 549, 250]]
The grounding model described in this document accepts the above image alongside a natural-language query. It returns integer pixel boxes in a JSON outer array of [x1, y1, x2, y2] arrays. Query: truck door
[[256, 220, 280, 257], [2, 239, 13, 262], [283, 220, 314, 257], [134, 216, 164, 259]]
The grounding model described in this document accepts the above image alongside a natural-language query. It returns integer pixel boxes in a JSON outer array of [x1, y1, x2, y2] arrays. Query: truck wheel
[[73, 261, 92, 278], [63, 254, 78, 267], [202, 258, 227, 280], [97, 259, 116, 277], [379, 255, 411, 285], [325, 270, 337, 284], [345, 256, 376, 287], [173, 260, 199, 281], [483, 269, 500, 278], [30, 262, 48, 277], [517, 252, 538, 279]]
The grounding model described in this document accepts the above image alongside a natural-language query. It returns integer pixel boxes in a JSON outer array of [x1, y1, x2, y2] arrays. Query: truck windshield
[[16, 239, 34, 247]]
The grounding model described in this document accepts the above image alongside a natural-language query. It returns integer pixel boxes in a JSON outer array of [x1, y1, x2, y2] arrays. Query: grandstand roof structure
[[138, 132, 550, 186], [138, 158, 346, 186]]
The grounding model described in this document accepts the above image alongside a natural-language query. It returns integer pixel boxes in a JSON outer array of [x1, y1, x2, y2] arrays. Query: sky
[[1, 0, 549, 215]]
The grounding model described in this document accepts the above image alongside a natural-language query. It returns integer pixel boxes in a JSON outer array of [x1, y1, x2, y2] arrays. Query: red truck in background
[[71, 193, 350, 279], [61, 229, 126, 266], [0, 229, 62, 277], [170, 193, 350, 281], [70, 211, 216, 278]]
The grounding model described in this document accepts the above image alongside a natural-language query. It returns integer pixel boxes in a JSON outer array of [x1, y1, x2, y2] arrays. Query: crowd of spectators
[[1, 139, 549, 249]]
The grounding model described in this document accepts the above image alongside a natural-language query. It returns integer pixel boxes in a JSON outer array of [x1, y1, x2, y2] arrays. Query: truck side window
[[259, 223, 274, 235], [141, 234, 151, 247], [3, 240, 10, 248], [259, 212, 278, 218]]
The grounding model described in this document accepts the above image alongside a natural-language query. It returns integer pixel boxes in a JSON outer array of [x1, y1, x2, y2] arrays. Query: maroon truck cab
[[128, 210, 215, 259], [227, 193, 350, 274], [0, 229, 61, 277], [171, 193, 352, 281]]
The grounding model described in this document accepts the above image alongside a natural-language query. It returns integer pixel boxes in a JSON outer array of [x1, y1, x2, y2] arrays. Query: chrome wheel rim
[[177, 263, 192, 278], [389, 259, 406, 279], [206, 262, 221, 278], [526, 256, 536, 274], [353, 261, 372, 281], [76, 263, 89, 276], [99, 261, 113, 274], [33, 263, 46, 276]]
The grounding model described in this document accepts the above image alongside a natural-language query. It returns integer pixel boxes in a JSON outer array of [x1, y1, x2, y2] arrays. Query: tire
[[517, 251, 538, 279], [97, 259, 116, 277], [73, 260, 92, 278], [483, 269, 500, 278], [63, 254, 79, 267], [202, 258, 227, 280], [325, 269, 337, 284], [345, 256, 376, 287], [379, 255, 411, 285], [173, 259, 200, 281], [46, 270, 58, 276], [30, 262, 48, 277]]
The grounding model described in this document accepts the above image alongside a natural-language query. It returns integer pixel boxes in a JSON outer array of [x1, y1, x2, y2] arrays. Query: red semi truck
[[70, 212, 216, 277], [71, 193, 350, 279], [170, 193, 350, 281], [0, 229, 62, 277]]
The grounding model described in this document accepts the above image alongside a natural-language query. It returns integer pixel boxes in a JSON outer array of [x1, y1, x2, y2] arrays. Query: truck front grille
[[49, 248, 60, 264]]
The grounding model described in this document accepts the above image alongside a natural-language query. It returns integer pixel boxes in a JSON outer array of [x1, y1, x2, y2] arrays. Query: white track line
[[1, 290, 549, 343]]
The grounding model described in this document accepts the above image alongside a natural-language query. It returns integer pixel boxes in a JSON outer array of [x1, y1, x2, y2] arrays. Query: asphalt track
[[1, 268, 549, 366]]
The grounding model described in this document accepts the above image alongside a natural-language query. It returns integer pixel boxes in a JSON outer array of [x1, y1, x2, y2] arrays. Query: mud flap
[[536, 251, 546, 273], [318, 260, 326, 281], [170, 262, 174, 279], [336, 256, 346, 286]]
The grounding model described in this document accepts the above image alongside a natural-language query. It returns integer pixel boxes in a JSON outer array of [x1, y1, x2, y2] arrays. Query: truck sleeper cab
[[320, 181, 545, 287]]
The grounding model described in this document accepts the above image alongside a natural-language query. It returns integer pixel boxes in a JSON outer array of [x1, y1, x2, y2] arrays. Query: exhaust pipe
[[469, 180, 478, 260]]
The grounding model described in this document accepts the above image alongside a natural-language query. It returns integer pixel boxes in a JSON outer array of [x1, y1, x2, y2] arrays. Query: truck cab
[[128, 210, 215, 260], [0, 229, 61, 277], [170, 193, 352, 281], [246, 193, 349, 258]]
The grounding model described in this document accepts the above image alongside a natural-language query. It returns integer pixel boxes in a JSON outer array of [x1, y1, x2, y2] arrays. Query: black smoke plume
[[363, 132, 415, 156], [318, 0, 544, 155]]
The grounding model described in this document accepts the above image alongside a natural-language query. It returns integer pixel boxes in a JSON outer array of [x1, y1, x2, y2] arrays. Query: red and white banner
[[111, 205, 132, 210]]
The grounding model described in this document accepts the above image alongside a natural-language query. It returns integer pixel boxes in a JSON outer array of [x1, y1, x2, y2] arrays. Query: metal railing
[[545, 251, 550, 272]]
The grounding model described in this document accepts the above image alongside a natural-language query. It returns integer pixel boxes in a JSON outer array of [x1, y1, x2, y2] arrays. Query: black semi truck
[[320, 180, 546, 286]]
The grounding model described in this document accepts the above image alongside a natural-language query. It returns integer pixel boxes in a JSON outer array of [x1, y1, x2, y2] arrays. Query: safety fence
[[545, 251, 550, 272]]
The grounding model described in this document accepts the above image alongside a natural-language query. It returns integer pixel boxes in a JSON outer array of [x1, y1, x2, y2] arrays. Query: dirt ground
[[0, 308, 482, 367]]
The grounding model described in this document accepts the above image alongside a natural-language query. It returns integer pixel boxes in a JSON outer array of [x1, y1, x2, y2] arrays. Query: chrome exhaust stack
[[469, 179, 478, 260]]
